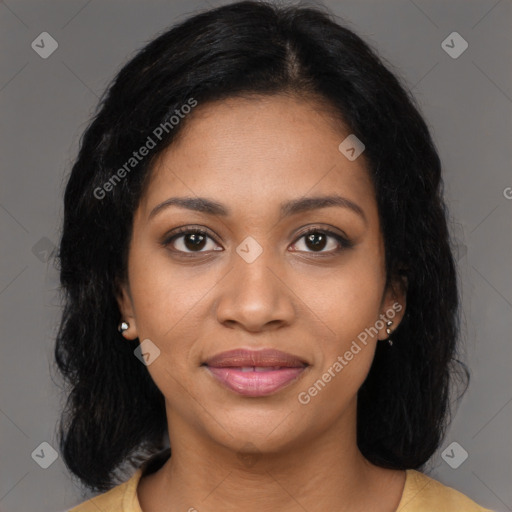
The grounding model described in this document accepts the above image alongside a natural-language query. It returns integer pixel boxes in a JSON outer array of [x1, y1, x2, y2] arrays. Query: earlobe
[[379, 275, 407, 342], [115, 280, 138, 340]]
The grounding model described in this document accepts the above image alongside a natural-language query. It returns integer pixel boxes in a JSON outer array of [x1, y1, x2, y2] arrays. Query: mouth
[[202, 348, 310, 397]]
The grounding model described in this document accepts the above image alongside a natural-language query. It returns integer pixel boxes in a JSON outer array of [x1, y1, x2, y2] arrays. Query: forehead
[[139, 94, 375, 219]]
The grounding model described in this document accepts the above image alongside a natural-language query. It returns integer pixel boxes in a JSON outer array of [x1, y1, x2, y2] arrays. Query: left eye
[[291, 230, 349, 253]]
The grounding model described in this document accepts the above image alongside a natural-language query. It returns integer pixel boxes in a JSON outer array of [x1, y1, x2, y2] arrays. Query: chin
[[203, 407, 308, 453]]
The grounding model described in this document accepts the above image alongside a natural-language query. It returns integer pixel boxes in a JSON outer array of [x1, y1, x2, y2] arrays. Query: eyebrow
[[148, 195, 366, 223]]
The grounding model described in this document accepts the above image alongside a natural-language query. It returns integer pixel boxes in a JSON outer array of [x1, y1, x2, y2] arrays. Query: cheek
[[296, 250, 384, 379], [126, 249, 208, 397], [296, 267, 381, 413], [126, 242, 225, 373], [304, 253, 384, 335], [127, 243, 190, 340]]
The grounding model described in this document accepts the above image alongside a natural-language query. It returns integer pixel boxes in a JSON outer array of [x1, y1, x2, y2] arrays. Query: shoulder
[[68, 468, 143, 512], [398, 469, 494, 511], [68, 448, 171, 512]]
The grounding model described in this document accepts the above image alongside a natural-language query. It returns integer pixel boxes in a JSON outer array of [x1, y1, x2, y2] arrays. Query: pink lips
[[203, 348, 309, 397]]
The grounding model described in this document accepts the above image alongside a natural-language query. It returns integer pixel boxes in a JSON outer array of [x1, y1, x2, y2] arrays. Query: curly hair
[[54, 0, 469, 493]]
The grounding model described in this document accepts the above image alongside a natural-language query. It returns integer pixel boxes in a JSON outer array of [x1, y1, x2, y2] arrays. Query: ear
[[377, 274, 407, 341], [115, 278, 139, 340]]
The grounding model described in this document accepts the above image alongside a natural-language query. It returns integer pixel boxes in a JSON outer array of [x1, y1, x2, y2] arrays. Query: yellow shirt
[[69, 451, 494, 512]]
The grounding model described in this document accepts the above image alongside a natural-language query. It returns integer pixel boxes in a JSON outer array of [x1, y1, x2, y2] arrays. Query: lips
[[203, 348, 309, 368], [202, 349, 309, 397]]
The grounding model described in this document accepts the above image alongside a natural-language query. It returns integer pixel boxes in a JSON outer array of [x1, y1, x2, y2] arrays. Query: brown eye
[[304, 232, 328, 251], [291, 229, 353, 254], [182, 232, 208, 251], [163, 228, 221, 253]]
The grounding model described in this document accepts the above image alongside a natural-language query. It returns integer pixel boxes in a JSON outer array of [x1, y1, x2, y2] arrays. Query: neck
[[138, 399, 405, 512]]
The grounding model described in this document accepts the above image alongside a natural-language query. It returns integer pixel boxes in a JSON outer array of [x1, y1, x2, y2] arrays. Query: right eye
[[162, 227, 223, 254]]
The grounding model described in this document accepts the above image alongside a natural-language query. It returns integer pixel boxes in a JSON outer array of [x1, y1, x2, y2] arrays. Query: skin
[[117, 94, 407, 512]]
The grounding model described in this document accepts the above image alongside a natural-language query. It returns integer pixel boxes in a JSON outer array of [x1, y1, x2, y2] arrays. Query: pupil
[[306, 232, 326, 251], [185, 233, 206, 251]]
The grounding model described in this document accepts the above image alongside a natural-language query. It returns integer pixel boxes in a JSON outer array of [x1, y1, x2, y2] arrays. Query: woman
[[57, 2, 493, 511]]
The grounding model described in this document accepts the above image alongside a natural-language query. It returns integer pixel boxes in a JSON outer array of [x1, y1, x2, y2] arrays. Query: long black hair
[[54, 0, 469, 493]]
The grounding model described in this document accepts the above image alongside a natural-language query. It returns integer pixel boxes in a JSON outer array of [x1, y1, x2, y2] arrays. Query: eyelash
[[161, 225, 353, 257]]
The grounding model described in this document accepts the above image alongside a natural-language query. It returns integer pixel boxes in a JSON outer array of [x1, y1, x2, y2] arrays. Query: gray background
[[0, 0, 511, 511]]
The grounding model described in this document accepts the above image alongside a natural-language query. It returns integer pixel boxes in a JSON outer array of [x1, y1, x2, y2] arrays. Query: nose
[[215, 246, 296, 333]]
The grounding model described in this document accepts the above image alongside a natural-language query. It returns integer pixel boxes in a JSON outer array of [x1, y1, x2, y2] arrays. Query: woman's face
[[118, 94, 405, 454]]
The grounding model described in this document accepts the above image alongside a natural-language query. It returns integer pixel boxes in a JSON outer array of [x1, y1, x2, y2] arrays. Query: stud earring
[[118, 321, 129, 334], [385, 319, 393, 346]]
